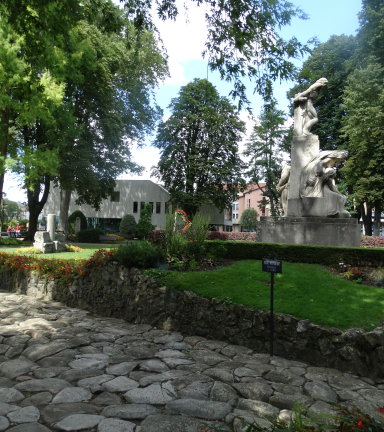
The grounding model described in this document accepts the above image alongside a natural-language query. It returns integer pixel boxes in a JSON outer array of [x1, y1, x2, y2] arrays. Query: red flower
[[379, 408, 384, 413], [357, 421, 363, 429]]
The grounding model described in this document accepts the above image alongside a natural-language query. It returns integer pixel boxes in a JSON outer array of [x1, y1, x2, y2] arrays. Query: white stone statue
[[293, 77, 328, 137], [299, 150, 350, 218], [276, 165, 291, 216]]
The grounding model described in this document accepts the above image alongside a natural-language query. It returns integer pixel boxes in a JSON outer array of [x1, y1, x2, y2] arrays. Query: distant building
[[43, 180, 232, 232], [232, 183, 268, 232]]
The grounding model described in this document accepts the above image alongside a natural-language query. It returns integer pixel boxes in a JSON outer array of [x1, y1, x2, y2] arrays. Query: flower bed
[[148, 230, 257, 245], [361, 236, 384, 248], [0, 249, 114, 284]]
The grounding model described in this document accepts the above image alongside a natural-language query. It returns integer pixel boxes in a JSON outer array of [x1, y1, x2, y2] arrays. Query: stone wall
[[0, 262, 383, 380]]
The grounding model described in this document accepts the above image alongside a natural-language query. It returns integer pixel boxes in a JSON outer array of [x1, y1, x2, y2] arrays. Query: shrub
[[208, 231, 229, 241], [114, 241, 165, 269], [137, 204, 153, 239], [119, 214, 137, 240], [187, 212, 211, 244], [207, 239, 227, 260], [76, 228, 105, 243], [240, 207, 258, 231], [148, 230, 165, 246], [361, 236, 384, 248], [0, 238, 19, 245], [205, 241, 384, 267], [68, 210, 87, 233]]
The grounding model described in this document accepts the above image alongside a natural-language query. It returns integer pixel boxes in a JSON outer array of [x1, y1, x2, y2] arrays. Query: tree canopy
[[152, 78, 246, 217]]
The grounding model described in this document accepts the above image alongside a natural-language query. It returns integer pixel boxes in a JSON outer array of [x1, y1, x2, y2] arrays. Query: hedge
[[205, 240, 384, 267]]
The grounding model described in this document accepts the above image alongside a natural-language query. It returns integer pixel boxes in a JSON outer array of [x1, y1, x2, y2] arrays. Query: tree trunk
[[57, 188, 71, 233], [25, 177, 51, 241], [373, 202, 381, 237], [0, 105, 10, 230], [360, 202, 372, 236]]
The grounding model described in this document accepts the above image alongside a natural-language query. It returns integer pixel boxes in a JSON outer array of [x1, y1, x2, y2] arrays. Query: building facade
[[43, 180, 231, 232]]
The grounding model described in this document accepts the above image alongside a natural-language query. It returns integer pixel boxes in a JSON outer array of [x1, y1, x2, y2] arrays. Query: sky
[[4, 0, 362, 203]]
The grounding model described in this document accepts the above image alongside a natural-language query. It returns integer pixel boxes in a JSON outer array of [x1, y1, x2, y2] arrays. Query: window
[[133, 202, 138, 213], [149, 202, 154, 213], [165, 202, 170, 214], [156, 202, 161, 214], [233, 213, 235, 220], [140, 202, 145, 211], [262, 196, 266, 215], [236, 213, 239, 219], [246, 198, 250, 209], [110, 191, 120, 202], [232, 204, 236, 210], [236, 203, 239, 210]]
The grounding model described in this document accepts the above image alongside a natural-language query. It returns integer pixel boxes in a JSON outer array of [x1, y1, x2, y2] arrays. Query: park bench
[[99, 235, 117, 242]]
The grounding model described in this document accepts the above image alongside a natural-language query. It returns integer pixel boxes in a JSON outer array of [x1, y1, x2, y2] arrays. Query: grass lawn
[[145, 260, 384, 331], [1, 244, 115, 262]]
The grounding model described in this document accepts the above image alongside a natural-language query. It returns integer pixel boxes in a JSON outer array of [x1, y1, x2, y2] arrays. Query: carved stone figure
[[299, 150, 350, 218], [276, 165, 291, 216], [293, 77, 328, 137]]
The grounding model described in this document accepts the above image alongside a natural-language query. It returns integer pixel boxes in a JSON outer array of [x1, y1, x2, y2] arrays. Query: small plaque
[[262, 258, 282, 274]]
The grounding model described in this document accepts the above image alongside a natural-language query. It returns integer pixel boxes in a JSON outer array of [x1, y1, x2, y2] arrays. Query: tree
[[68, 210, 88, 234], [137, 204, 153, 239], [2, 0, 311, 109], [240, 208, 258, 231], [3, 199, 21, 221], [152, 78, 246, 218], [243, 101, 288, 216], [120, 214, 137, 240]]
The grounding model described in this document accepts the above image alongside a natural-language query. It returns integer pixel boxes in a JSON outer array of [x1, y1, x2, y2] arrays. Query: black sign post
[[262, 257, 282, 357]]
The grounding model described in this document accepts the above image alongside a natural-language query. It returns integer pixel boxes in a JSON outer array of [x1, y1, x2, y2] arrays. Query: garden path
[[0, 291, 381, 432]]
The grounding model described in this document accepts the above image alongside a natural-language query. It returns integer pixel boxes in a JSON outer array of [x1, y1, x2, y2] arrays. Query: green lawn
[[145, 260, 384, 331], [1, 244, 115, 262]]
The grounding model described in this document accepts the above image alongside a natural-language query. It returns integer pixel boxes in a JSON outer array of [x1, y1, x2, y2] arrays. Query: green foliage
[[137, 204, 153, 239], [187, 213, 211, 245], [68, 210, 88, 234], [76, 228, 105, 243], [113, 241, 165, 269], [0, 238, 19, 245], [244, 101, 288, 216], [163, 213, 187, 256], [119, 214, 137, 240], [184, 240, 205, 260], [3, 199, 21, 220], [206, 240, 227, 261], [240, 208, 258, 231], [152, 79, 246, 217], [205, 241, 384, 268]]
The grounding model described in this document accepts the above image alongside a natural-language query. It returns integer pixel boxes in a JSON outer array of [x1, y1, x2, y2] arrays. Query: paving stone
[[90, 333, 116, 343], [7, 423, 51, 432], [101, 404, 160, 419], [27, 337, 50, 346], [163, 342, 192, 351], [0, 358, 37, 380], [153, 334, 183, 344], [124, 382, 178, 404], [328, 375, 372, 391], [221, 344, 253, 358], [14, 378, 72, 393], [237, 399, 279, 421], [210, 381, 239, 403], [183, 336, 207, 346], [103, 346, 123, 356], [98, 418, 136, 432], [168, 373, 212, 390], [7, 405, 40, 423], [155, 349, 188, 359], [232, 409, 272, 431], [179, 381, 212, 400], [232, 382, 273, 402], [264, 370, 305, 386], [202, 367, 234, 383], [0, 377, 15, 388], [22, 341, 73, 362], [55, 413, 105, 431], [216, 361, 245, 371], [102, 376, 139, 392], [270, 358, 307, 368], [304, 380, 338, 403], [0, 347, 8, 356], [345, 399, 384, 422], [78, 374, 115, 392], [68, 358, 108, 369], [92, 392, 122, 406], [307, 400, 336, 424], [75, 353, 110, 361], [5, 345, 25, 358], [0, 416, 9, 431], [269, 392, 315, 410], [0, 403, 20, 415], [166, 398, 232, 419], [162, 358, 195, 368], [0, 388, 25, 403], [20, 392, 52, 408], [196, 340, 228, 351], [34, 366, 69, 379], [36, 356, 71, 368], [123, 347, 158, 359], [176, 363, 211, 373], [189, 349, 228, 365], [58, 367, 103, 382], [357, 388, 384, 404], [140, 414, 205, 432], [307, 366, 343, 377], [41, 402, 100, 424], [271, 383, 303, 395], [234, 367, 262, 378], [52, 387, 92, 403], [140, 360, 169, 373], [139, 370, 189, 387]]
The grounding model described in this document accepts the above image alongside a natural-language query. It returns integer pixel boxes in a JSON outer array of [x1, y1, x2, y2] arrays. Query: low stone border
[[0, 261, 383, 380]]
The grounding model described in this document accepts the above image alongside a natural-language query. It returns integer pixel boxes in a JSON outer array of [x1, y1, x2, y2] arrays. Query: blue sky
[[5, 0, 362, 202]]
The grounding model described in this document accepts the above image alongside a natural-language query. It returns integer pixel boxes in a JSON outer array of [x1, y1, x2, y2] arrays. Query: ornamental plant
[[68, 210, 87, 233], [137, 204, 153, 239], [119, 214, 137, 240]]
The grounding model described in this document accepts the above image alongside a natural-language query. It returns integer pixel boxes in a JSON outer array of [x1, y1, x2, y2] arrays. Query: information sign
[[262, 258, 282, 274]]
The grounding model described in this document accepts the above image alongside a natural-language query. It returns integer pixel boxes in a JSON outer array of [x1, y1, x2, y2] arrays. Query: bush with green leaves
[[0, 238, 19, 245], [119, 214, 137, 240], [187, 212, 211, 244], [68, 210, 87, 234], [76, 228, 105, 243], [137, 204, 153, 239], [114, 241, 165, 269], [207, 239, 227, 261], [240, 207, 258, 231]]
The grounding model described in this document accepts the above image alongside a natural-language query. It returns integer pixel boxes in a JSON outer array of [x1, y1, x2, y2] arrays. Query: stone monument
[[257, 78, 360, 247], [34, 214, 66, 253]]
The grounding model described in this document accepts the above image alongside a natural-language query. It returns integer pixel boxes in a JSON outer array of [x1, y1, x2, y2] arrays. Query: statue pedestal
[[257, 217, 360, 248]]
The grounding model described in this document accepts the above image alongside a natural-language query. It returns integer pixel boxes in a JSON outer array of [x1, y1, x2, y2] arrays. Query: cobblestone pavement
[[0, 292, 382, 432]]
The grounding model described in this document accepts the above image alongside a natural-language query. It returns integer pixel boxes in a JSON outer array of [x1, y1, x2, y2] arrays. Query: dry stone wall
[[0, 262, 383, 380]]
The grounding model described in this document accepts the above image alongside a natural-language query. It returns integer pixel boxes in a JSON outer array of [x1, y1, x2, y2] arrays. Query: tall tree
[[2, 0, 311, 109], [243, 101, 288, 216], [152, 78, 246, 217]]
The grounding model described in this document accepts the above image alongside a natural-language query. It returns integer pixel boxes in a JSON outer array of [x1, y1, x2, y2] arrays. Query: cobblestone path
[[0, 291, 382, 432]]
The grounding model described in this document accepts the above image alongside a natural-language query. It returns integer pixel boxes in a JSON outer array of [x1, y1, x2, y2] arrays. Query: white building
[[43, 180, 232, 232]]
